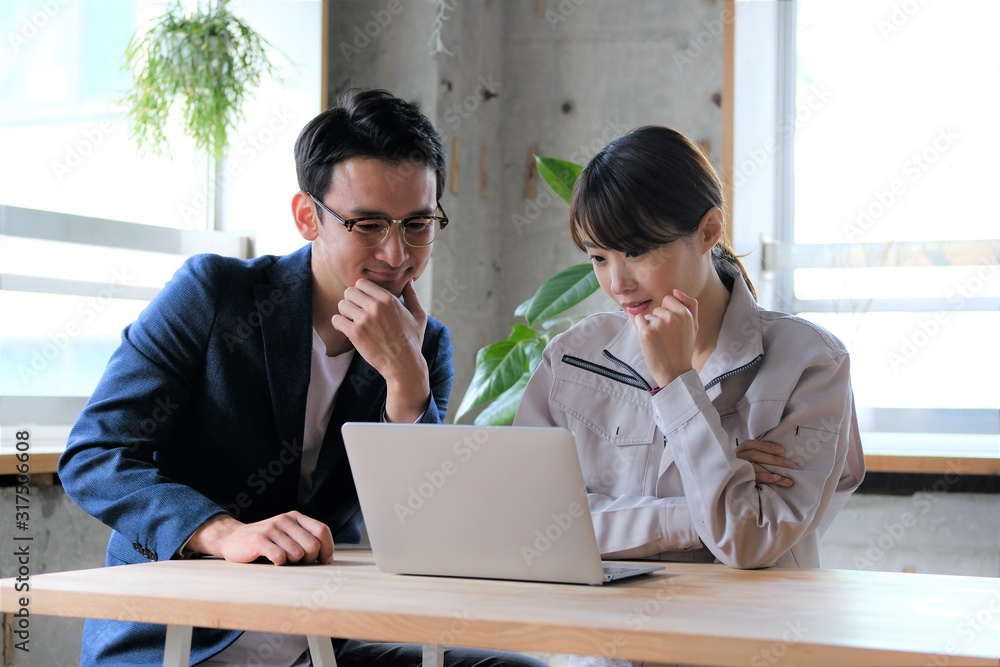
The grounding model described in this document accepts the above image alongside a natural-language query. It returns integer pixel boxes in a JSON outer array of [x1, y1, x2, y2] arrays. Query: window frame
[[725, 0, 999, 475], [0, 205, 253, 474], [1, 0, 322, 475]]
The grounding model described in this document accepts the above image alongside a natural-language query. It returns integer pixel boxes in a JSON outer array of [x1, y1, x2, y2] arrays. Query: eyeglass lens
[[351, 218, 439, 247]]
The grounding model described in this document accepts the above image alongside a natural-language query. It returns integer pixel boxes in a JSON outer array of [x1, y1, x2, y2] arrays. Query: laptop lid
[[342, 423, 615, 585]]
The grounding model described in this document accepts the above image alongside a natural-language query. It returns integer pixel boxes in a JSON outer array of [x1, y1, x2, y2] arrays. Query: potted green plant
[[453, 157, 601, 425], [121, 0, 275, 160]]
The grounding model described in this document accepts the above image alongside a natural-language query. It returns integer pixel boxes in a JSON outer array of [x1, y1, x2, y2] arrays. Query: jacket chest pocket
[[551, 376, 656, 445], [718, 399, 786, 447]]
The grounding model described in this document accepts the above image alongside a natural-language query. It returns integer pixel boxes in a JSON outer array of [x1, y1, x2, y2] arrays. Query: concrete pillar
[[326, 0, 724, 421]]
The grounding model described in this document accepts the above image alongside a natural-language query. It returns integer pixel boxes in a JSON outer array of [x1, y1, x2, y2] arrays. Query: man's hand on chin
[[332, 279, 431, 422]]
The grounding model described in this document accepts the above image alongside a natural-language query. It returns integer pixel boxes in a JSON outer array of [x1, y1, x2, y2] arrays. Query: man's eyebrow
[[346, 206, 436, 218]]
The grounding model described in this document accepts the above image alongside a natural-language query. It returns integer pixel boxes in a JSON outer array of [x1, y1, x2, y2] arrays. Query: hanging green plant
[[121, 0, 276, 159]]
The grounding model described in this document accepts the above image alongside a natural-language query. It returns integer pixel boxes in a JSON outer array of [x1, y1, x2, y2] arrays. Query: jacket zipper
[[704, 354, 763, 389], [561, 354, 651, 392], [564, 350, 764, 392], [601, 350, 653, 391]]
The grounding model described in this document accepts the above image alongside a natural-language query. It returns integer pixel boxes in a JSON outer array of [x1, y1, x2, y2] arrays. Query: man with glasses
[[59, 89, 546, 667]]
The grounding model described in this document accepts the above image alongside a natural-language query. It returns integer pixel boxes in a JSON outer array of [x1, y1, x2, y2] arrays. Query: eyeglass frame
[[307, 192, 449, 248]]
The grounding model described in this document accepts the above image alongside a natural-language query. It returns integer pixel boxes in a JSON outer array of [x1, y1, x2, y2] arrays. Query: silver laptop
[[341, 423, 662, 585]]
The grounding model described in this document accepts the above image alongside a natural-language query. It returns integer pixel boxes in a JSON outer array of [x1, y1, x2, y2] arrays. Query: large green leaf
[[539, 315, 579, 331], [508, 323, 536, 342], [524, 338, 547, 374], [473, 372, 531, 426], [452, 155, 592, 425], [535, 156, 582, 204], [524, 262, 601, 327], [453, 338, 531, 422]]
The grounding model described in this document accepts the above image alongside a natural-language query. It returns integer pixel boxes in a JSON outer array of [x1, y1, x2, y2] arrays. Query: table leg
[[422, 643, 444, 667], [307, 635, 338, 667], [163, 624, 192, 667]]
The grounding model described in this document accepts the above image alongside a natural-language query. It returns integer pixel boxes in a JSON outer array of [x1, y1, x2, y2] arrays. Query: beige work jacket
[[514, 274, 865, 569]]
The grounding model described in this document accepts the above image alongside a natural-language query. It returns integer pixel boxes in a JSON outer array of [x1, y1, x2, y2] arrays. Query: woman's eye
[[625, 249, 645, 259], [588, 255, 605, 264]]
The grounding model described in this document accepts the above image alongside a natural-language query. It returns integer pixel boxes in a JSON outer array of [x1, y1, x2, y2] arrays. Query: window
[[767, 0, 999, 465], [1, 0, 317, 237], [0, 0, 209, 228], [1, 1, 319, 439]]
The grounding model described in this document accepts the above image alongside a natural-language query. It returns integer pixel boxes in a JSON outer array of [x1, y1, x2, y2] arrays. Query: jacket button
[[149, 550, 158, 561], [133, 542, 142, 552]]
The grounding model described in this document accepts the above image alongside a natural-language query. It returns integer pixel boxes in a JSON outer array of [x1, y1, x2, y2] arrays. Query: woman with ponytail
[[514, 126, 864, 571]]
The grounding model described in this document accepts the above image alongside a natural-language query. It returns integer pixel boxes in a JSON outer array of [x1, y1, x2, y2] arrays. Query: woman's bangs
[[573, 189, 627, 250], [573, 190, 679, 254]]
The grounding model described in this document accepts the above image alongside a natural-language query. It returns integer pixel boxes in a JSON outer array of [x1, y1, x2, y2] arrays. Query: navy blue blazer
[[58, 244, 454, 665]]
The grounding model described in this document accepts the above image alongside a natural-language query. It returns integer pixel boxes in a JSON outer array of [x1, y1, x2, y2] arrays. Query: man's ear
[[698, 207, 725, 254], [292, 191, 320, 241]]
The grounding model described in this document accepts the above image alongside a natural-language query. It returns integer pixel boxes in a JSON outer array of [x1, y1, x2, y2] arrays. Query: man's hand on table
[[187, 511, 335, 565]]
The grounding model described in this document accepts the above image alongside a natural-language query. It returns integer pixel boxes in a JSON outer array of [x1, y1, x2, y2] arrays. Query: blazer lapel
[[257, 245, 313, 467]]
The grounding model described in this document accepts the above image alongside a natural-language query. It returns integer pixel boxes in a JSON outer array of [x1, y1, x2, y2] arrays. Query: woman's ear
[[698, 207, 725, 254], [292, 191, 320, 241]]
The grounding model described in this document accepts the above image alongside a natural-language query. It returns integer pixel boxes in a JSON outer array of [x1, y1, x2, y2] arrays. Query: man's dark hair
[[294, 88, 447, 200]]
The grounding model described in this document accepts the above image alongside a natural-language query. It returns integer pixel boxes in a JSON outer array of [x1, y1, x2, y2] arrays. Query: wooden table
[[5, 425, 998, 476], [2, 550, 999, 667]]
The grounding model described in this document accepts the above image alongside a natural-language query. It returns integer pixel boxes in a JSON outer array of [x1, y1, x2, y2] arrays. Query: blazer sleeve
[[58, 256, 231, 561], [654, 350, 857, 569], [417, 320, 454, 424]]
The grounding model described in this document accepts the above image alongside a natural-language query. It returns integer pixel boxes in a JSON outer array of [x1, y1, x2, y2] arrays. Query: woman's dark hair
[[294, 88, 447, 200], [569, 125, 756, 299]]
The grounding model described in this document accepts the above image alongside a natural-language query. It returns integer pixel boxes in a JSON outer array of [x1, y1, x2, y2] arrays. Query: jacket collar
[[256, 244, 314, 454], [699, 272, 764, 389], [255, 244, 387, 500], [604, 269, 764, 390]]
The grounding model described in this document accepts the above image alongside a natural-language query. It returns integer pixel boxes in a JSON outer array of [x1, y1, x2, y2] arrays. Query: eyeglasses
[[307, 193, 449, 248]]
